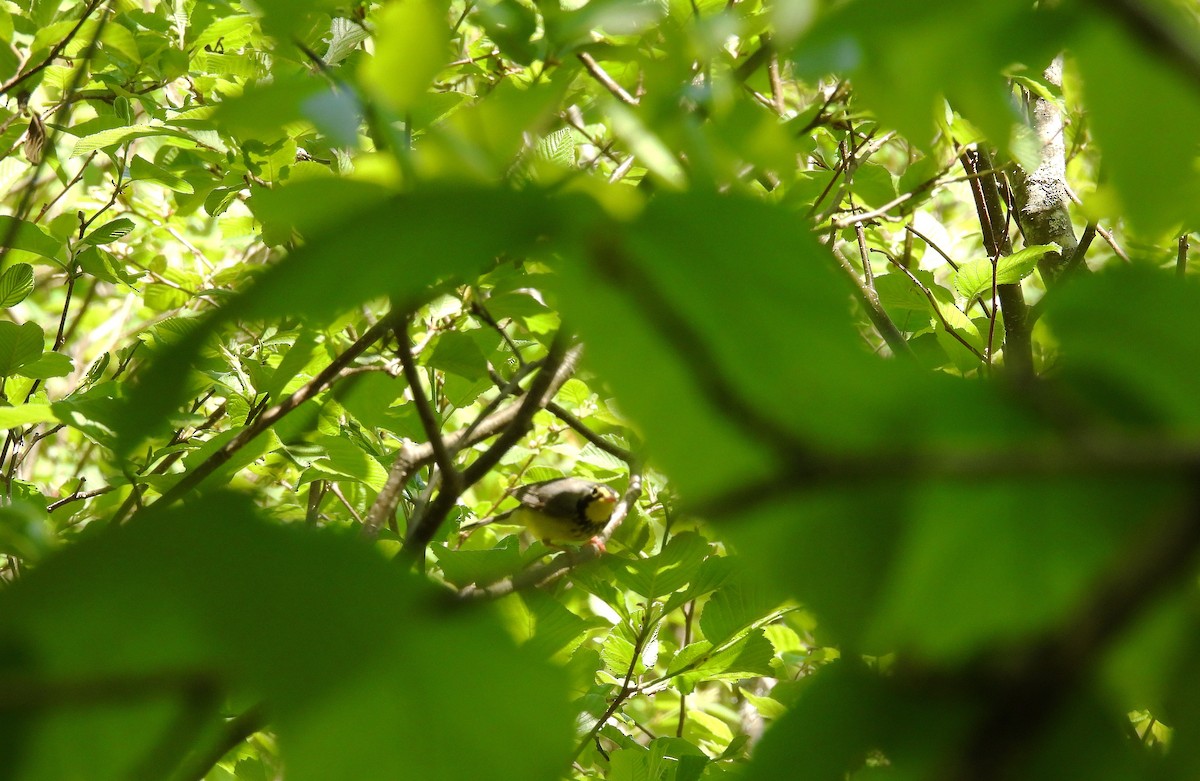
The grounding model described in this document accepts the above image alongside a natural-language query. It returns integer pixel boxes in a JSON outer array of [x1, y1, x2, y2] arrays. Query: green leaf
[[0, 217, 64, 264], [324, 16, 370, 66], [671, 630, 775, 692], [302, 435, 388, 491], [339, 373, 420, 438], [698, 579, 777, 647], [953, 244, 1055, 300], [1045, 267, 1200, 432], [606, 102, 686, 189], [360, 0, 450, 112], [1073, 14, 1200, 233], [515, 589, 599, 659], [17, 351, 72, 379], [790, 0, 1057, 148], [0, 321, 44, 376], [170, 427, 284, 494], [116, 188, 569, 454], [250, 0, 339, 39], [609, 532, 708, 599], [426, 330, 489, 380], [546, 192, 900, 498], [610, 738, 709, 781], [0, 262, 34, 307], [745, 659, 967, 781], [0, 492, 573, 781], [715, 488, 904, 651], [69, 124, 194, 157], [869, 477, 1172, 661], [475, 0, 539, 64], [51, 382, 124, 450], [81, 218, 134, 247], [0, 403, 57, 429], [76, 246, 139, 285], [129, 155, 195, 194], [247, 179, 395, 243], [435, 537, 524, 588], [214, 76, 327, 140], [191, 14, 258, 50], [261, 328, 320, 401]]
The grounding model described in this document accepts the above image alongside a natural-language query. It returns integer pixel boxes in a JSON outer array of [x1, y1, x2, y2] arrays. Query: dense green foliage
[[3, 0, 1200, 779]]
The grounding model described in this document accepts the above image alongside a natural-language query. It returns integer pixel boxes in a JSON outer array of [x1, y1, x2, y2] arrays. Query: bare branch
[[141, 314, 400, 516], [396, 316, 460, 491], [577, 51, 639, 106], [960, 148, 1033, 379], [828, 242, 913, 358], [402, 332, 581, 554], [879, 252, 986, 363], [0, 0, 107, 97], [545, 401, 636, 464]]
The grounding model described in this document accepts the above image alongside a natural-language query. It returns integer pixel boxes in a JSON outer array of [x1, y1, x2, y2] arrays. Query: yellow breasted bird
[[460, 478, 619, 549]]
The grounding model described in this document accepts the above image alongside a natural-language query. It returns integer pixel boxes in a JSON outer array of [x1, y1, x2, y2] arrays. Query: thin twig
[[545, 401, 636, 463], [879, 251, 986, 363], [571, 575, 657, 762], [0, 0, 107, 96], [827, 241, 913, 358], [402, 332, 580, 554], [832, 190, 915, 229], [903, 224, 961, 271], [577, 51, 639, 106], [137, 315, 400, 517], [35, 152, 98, 223], [361, 359, 550, 539], [1064, 186, 1130, 263], [397, 316, 460, 490]]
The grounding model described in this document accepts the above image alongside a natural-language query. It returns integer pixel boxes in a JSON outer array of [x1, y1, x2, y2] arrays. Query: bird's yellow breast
[[511, 506, 599, 544]]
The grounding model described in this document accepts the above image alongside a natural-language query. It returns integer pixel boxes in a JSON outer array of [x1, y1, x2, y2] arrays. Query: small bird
[[460, 477, 619, 549]]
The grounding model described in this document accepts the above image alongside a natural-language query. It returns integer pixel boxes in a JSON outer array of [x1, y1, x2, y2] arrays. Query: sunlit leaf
[[360, 0, 450, 112], [0, 321, 44, 376], [953, 243, 1055, 300], [0, 262, 34, 307]]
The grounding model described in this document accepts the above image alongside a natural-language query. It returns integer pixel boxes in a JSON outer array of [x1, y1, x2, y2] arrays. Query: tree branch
[[829, 242, 914, 358], [545, 401, 637, 464], [577, 51, 639, 106], [172, 704, 267, 781], [402, 332, 581, 554], [880, 251, 986, 363], [1009, 57, 1077, 285], [0, 0, 107, 97], [396, 316, 461, 493], [138, 314, 400, 517], [960, 148, 1033, 380], [944, 485, 1200, 780], [360, 360, 549, 539]]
